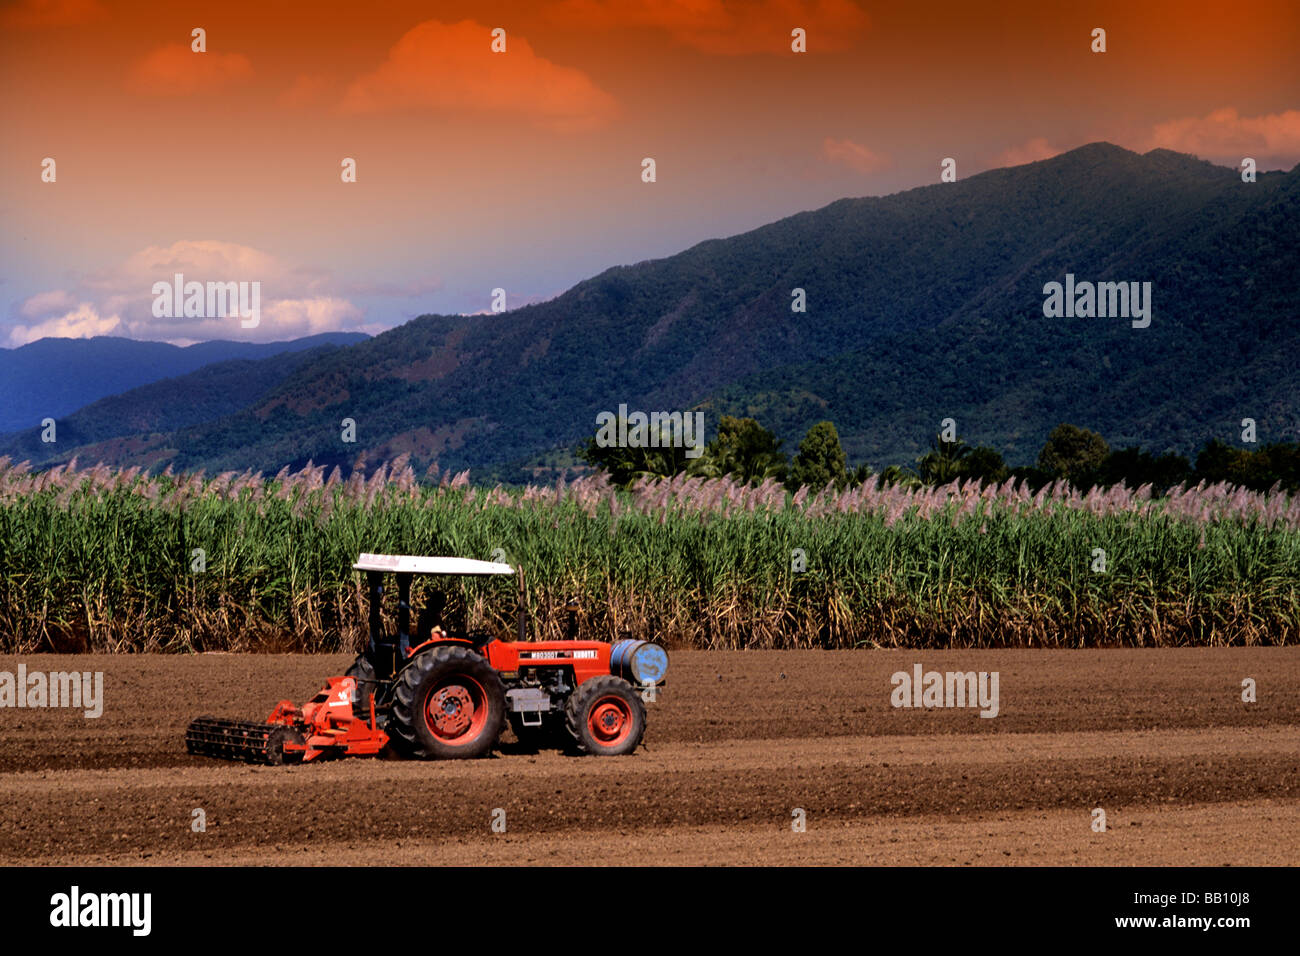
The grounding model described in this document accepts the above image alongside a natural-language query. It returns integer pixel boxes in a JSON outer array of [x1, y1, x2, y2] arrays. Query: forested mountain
[[15, 144, 1296, 478]]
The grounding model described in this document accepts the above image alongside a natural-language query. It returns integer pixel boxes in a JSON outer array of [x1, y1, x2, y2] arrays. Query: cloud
[[340, 19, 618, 131], [278, 73, 332, 109], [0, 0, 105, 28], [1145, 107, 1300, 170], [991, 137, 1066, 168], [550, 0, 868, 55], [7, 240, 365, 346], [98, 241, 292, 293], [9, 303, 121, 346], [821, 137, 890, 173], [989, 110, 1300, 174], [127, 43, 253, 97], [17, 289, 78, 318], [261, 297, 364, 338]]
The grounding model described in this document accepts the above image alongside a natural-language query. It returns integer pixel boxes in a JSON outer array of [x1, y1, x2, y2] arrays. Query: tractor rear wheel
[[565, 675, 645, 756], [390, 646, 506, 759], [344, 653, 381, 721]]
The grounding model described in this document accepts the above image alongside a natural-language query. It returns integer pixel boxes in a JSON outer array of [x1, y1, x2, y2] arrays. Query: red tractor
[[186, 554, 668, 765]]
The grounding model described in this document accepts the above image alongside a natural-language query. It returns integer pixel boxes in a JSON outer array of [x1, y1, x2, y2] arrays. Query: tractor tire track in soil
[[1, 649, 1296, 865]]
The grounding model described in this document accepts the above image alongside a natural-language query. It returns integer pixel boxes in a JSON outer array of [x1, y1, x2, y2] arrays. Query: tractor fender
[[405, 636, 474, 659]]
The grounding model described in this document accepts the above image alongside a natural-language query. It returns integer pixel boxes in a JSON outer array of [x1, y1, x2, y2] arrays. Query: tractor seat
[[415, 606, 440, 642], [404, 624, 444, 657], [415, 597, 446, 642]]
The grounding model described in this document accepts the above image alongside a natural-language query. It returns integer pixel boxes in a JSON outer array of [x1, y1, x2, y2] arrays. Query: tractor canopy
[[353, 554, 515, 576], [354, 553, 529, 661]]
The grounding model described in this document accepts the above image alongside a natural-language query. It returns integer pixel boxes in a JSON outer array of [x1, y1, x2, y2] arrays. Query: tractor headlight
[[611, 639, 669, 686]]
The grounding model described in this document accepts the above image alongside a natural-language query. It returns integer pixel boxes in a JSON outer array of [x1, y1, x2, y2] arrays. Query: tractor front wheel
[[390, 646, 506, 759], [565, 675, 646, 756]]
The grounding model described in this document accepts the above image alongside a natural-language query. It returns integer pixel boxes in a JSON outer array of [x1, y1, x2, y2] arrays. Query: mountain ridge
[[0, 332, 370, 434], [10, 142, 1297, 477]]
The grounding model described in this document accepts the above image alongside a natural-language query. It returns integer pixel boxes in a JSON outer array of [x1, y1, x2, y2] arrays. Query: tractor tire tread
[[344, 653, 381, 721], [389, 645, 506, 759], [564, 674, 646, 756]]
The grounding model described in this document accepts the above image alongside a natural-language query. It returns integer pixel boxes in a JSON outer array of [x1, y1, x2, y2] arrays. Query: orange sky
[[1, 0, 1297, 344]]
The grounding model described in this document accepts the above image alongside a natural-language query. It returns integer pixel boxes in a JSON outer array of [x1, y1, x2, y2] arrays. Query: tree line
[[580, 417, 1300, 494]]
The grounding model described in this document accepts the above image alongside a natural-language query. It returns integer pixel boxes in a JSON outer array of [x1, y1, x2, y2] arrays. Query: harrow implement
[[185, 676, 388, 765], [185, 716, 304, 766]]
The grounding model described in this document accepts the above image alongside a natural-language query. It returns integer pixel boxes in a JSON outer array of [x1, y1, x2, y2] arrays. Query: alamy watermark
[[0, 665, 103, 718], [890, 663, 999, 718], [594, 404, 705, 458], [1043, 273, 1151, 328], [50, 886, 150, 936], [152, 272, 260, 328]]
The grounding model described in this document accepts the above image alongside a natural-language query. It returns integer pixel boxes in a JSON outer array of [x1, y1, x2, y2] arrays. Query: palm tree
[[917, 433, 971, 484]]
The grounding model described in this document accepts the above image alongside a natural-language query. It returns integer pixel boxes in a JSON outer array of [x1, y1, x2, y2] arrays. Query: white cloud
[[17, 289, 78, 318], [9, 303, 122, 346], [262, 297, 365, 337], [8, 240, 367, 346]]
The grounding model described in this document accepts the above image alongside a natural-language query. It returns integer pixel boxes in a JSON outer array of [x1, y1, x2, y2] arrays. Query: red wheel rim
[[588, 695, 633, 746], [423, 676, 490, 745]]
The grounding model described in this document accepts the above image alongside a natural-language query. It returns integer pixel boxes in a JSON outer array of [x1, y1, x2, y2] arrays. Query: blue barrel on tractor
[[610, 639, 669, 687]]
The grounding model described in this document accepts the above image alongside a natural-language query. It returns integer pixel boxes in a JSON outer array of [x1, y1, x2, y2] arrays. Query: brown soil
[[0, 648, 1296, 865]]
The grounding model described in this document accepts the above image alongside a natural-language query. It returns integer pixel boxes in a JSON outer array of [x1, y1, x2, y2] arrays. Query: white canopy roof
[[353, 553, 516, 576]]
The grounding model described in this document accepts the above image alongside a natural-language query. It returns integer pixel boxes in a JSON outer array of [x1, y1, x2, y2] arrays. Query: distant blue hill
[[0, 333, 369, 434]]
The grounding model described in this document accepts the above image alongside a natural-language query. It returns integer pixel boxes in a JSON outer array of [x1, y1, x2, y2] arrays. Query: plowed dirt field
[[1, 649, 1296, 865]]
